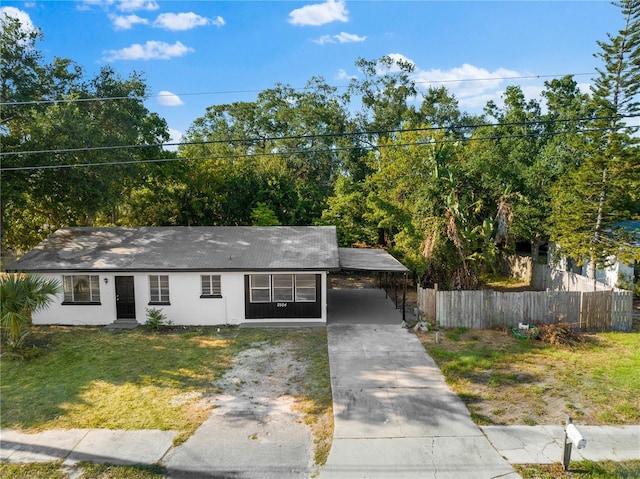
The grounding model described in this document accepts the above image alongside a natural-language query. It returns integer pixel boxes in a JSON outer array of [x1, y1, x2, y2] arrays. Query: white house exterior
[[7, 226, 340, 327]]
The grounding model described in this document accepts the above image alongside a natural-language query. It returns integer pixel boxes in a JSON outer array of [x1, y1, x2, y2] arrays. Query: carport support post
[[394, 273, 398, 308], [402, 272, 407, 323]]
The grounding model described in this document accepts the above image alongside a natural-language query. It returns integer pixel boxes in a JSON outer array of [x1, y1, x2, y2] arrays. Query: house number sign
[[277, 302, 288, 308]]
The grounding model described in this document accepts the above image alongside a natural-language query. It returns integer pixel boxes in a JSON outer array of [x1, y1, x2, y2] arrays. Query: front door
[[115, 276, 136, 319]]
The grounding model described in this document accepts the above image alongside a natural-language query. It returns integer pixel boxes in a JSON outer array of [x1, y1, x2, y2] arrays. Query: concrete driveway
[[320, 288, 520, 479]]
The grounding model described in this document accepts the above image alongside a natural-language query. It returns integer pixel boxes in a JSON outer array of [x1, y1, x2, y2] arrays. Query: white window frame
[[272, 274, 294, 302], [63, 274, 101, 304], [249, 274, 317, 303], [149, 275, 170, 304], [250, 274, 271, 303], [295, 274, 316, 302], [201, 274, 222, 297]]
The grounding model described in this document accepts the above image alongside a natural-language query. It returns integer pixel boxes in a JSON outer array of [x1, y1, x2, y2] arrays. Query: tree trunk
[[589, 167, 608, 280]]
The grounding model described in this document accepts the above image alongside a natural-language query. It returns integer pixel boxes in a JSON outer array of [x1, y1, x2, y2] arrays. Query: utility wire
[[0, 72, 597, 107], [1, 125, 634, 172], [2, 113, 637, 159]]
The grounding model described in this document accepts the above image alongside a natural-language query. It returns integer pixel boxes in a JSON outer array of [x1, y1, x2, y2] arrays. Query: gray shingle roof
[[8, 226, 340, 272], [338, 247, 409, 273]]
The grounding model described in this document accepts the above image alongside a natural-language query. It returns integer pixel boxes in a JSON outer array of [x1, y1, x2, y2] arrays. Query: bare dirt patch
[[202, 335, 332, 470]]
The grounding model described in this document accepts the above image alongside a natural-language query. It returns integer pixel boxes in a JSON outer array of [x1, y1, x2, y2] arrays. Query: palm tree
[[1, 273, 60, 351]]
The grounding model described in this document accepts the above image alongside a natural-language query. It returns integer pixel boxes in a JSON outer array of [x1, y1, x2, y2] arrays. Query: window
[[149, 275, 170, 304], [63, 275, 101, 304], [201, 274, 222, 297], [295, 274, 316, 302], [272, 274, 294, 302], [249, 274, 317, 303], [250, 274, 271, 302]]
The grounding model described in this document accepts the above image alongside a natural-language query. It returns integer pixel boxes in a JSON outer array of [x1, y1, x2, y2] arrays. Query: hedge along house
[[6, 226, 343, 328]]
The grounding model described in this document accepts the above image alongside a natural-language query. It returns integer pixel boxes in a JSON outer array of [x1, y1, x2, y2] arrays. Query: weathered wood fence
[[417, 286, 633, 332]]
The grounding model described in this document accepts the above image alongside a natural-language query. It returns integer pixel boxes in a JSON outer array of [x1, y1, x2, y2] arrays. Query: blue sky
[[1, 1, 624, 143]]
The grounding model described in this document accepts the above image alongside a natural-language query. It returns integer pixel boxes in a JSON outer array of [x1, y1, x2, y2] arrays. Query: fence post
[[434, 283, 438, 327]]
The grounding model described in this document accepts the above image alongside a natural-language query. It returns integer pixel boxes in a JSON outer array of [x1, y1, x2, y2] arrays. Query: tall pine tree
[[550, 0, 640, 277]]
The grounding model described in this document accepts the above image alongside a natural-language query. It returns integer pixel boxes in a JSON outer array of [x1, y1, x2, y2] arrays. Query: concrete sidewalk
[[0, 428, 176, 465], [482, 425, 640, 464], [2, 423, 638, 470]]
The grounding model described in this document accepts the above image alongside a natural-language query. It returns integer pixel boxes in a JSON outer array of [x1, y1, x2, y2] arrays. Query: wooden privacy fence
[[417, 287, 633, 332]]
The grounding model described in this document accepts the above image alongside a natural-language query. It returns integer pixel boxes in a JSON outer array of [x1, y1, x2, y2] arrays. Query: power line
[[0, 72, 597, 107], [1, 124, 634, 173], [1, 113, 636, 159]]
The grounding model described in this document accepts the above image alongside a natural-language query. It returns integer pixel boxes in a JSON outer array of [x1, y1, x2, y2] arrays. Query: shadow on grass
[[0, 326, 298, 432]]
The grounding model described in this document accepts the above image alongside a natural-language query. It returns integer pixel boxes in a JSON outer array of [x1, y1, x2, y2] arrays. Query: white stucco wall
[[32, 270, 327, 326]]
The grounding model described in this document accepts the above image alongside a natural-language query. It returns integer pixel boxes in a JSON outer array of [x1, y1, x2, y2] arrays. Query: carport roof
[[338, 247, 409, 273]]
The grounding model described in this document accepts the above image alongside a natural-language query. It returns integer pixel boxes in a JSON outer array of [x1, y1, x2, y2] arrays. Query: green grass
[[515, 460, 640, 478], [289, 328, 334, 465], [0, 462, 69, 479], [420, 329, 640, 425], [0, 325, 331, 447], [0, 462, 167, 479]]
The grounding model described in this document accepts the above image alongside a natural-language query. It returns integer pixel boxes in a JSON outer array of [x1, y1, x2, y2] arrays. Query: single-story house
[[7, 226, 409, 327]]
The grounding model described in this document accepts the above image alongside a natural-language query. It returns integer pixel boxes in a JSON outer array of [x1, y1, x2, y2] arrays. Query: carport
[[335, 248, 410, 323]]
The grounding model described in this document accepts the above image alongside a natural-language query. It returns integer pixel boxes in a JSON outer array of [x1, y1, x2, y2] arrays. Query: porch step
[[104, 319, 140, 330]]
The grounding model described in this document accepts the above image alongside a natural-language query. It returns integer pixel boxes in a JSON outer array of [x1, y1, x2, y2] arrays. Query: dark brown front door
[[115, 276, 136, 319]]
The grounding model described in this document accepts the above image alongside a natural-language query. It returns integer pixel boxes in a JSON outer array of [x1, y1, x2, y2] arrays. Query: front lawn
[[418, 328, 640, 426], [0, 325, 331, 448]]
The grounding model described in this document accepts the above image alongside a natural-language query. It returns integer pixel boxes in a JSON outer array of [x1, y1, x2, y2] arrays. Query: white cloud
[[103, 40, 193, 61], [117, 0, 159, 12], [361, 53, 541, 112], [289, 0, 348, 26], [376, 53, 415, 74], [314, 31, 365, 45], [335, 32, 365, 43], [164, 128, 183, 151], [336, 68, 356, 81], [109, 13, 148, 30], [212, 16, 225, 27], [157, 90, 184, 106], [153, 12, 218, 31], [77, 1, 115, 11], [0, 6, 36, 35], [415, 64, 522, 100]]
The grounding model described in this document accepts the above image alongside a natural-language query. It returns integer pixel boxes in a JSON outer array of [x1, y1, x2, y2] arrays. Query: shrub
[[145, 308, 172, 330]]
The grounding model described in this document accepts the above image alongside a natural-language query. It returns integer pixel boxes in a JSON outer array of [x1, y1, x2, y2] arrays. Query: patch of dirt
[[213, 339, 307, 401], [201, 338, 317, 470]]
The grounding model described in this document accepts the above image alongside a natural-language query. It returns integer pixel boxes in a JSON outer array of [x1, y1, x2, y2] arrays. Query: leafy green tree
[[465, 86, 544, 251], [177, 78, 350, 226], [0, 274, 60, 352], [1, 14, 170, 251], [550, 0, 640, 276], [250, 202, 281, 226], [318, 174, 376, 246]]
